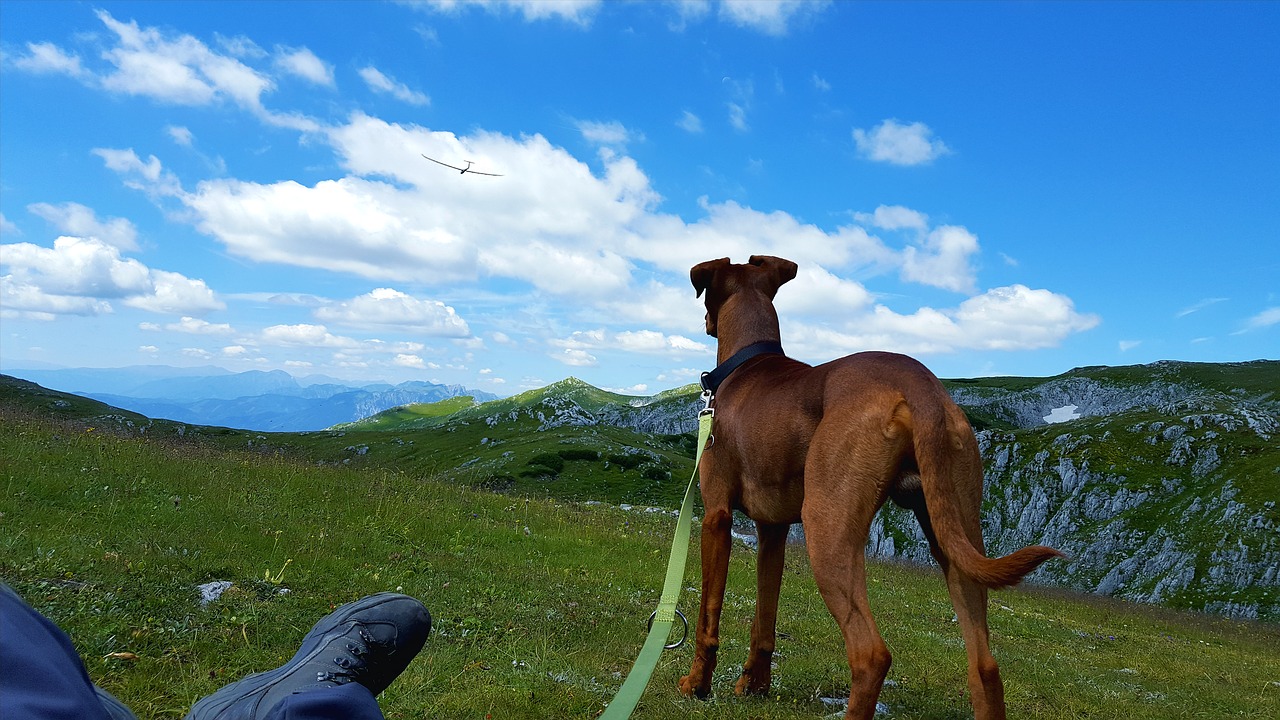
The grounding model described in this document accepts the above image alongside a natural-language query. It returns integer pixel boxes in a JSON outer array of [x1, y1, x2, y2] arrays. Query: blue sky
[[2, 1, 1277, 396]]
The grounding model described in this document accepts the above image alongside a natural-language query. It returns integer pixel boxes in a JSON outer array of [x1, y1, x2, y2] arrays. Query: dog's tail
[[910, 394, 1064, 589]]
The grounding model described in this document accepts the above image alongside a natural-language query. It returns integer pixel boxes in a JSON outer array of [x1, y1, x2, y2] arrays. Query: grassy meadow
[[2, 403, 1279, 719]]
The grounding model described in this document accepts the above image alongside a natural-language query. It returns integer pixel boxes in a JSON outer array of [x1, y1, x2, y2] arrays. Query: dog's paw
[[734, 670, 771, 697], [678, 674, 711, 699]]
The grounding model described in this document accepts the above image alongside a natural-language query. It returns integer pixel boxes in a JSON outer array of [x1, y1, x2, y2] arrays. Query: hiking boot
[[186, 592, 431, 720]]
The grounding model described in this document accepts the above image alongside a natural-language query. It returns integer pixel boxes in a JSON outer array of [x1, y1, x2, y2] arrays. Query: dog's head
[[690, 255, 798, 337]]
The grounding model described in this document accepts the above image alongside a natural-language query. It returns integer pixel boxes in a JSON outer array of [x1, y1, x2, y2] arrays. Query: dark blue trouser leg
[[263, 683, 384, 720], [0, 583, 113, 720], [2, 582, 386, 720]]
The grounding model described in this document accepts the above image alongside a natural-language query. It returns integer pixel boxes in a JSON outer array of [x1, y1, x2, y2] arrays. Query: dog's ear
[[748, 255, 798, 295], [690, 257, 730, 298]]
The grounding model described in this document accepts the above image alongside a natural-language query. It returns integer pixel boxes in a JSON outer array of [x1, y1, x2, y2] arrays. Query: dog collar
[[700, 341, 785, 396]]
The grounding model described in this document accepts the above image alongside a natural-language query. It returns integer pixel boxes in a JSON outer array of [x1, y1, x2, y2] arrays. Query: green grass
[[3, 405, 1279, 719]]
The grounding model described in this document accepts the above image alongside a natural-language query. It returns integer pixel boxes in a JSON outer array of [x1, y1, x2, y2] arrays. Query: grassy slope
[[3, 391, 1279, 718]]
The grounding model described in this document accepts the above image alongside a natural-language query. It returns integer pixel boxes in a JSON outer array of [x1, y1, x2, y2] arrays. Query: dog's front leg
[[679, 507, 733, 699], [736, 521, 788, 696]]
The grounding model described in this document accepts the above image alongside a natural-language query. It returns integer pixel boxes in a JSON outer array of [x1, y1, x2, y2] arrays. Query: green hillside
[[2, 383, 1277, 719]]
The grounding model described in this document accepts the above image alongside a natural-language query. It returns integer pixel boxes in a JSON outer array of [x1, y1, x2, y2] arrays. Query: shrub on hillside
[[606, 453, 644, 471], [527, 453, 565, 473]]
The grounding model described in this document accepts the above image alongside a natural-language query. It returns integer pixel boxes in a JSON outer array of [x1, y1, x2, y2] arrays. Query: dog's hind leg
[[802, 467, 891, 720], [735, 521, 788, 696], [910, 502, 1007, 720]]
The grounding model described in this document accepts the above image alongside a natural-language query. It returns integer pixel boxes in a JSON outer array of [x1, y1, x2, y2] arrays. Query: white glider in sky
[[421, 154, 503, 176]]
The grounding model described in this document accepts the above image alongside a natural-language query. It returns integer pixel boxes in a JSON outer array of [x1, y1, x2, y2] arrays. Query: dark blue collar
[[700, 341, 785, 395]]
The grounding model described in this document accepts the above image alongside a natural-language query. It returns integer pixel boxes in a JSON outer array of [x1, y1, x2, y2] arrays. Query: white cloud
[[853, 119, 951, 166], [676, 110, 703, 134], [415, 0, 601, 26], [0, 213, 19, 236], [27, 202, 140, 251], [1176, 297, 1228, 318], [123, 270, 222, 314], [359, 66, 429, 105], [718, 0, 831, 36], [614, 330, 712, 355], [10, 41, 85, 76], [811, 72, 831, 91], [783, 285, 1099, 360], [553, 328, 710, 357], [274, 46, 334, 86], [577, 120, 639, 148], [94, 10, 272, 109], [182, 347, 213, 359], [775, 266, 874, 317], [1238, 307, 1280, 333], [314, 288, 471, 336], [394, 353, 428, 368], [166, 316, 234, 335], [854, 204, 929, 234], [139, 345, 159, 354], [901, 225, 981, 293], [1119, 340, 1141, 352], [2, 236, 150, 300], [259, 323, 362, 349], [92, 147, 184, 198], [555, 348, 598, 366], [11, 12, 318, 132], [167, 125, 195, 146], [728, 102, 748, 131], [223, 345, 248, 356]]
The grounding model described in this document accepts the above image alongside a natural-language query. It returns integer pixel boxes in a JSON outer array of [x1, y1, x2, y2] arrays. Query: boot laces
[[315, 627, 392, 684]]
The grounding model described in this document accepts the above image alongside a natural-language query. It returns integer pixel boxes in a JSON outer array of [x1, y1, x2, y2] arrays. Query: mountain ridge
[[2, 359, 1275, 619]]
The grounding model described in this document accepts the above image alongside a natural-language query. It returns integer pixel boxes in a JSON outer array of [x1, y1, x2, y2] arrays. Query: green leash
[[599, 408, 714, 719]]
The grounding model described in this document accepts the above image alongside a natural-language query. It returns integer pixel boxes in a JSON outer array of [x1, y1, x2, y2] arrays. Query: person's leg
[[0, 582, 133, 720], [187, 592, 430, 720], [263, 683, 381, 720]]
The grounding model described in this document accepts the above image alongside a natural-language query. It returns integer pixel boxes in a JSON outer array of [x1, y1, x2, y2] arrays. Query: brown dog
[[679, 255, 1062, 720]]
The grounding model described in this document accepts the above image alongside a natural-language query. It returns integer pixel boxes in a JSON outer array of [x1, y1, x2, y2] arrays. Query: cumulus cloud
[[94, 10, 272, 108], [412, 0, 601, 26], [274, 46, 333, 86], [10, 41, 85, 76], [782, 285, 1100, 360], [853, 119, 951, 166], [556, 348, 598, 366], [552, 328, 711, 357], [258, 323, 363, 349], [314, 287, 471, 337], [8, 11, 318, 132], [167, 125, 195, 146], [92, 147, 184, 198], [855, 204, 929, 234], [0, 236, 221, 317], [166, 316, 235, 335], [394, 353, 428, 368], [577, 120, 640, 148], [676, 110, 703, 134], [359, 66, 429, 105], [901, 225, 981, 293], [27, 202, 139, 251], [718, 0, 832, 36]]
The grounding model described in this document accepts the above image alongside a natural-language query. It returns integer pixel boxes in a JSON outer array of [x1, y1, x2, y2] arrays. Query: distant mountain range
[[2, 359, 1276, 621], [1, 365, 497, 431], [345, 361, 1280, 621]]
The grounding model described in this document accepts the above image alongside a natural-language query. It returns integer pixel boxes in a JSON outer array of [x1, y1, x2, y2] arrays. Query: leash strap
[[600, 409, 714, 719]]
